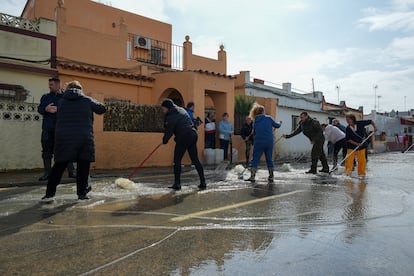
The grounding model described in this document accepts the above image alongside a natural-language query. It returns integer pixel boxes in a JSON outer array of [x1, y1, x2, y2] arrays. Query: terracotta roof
[[187, 69, 235, 79], [57, 61, 155, 82], [401, 117, 414, 125]]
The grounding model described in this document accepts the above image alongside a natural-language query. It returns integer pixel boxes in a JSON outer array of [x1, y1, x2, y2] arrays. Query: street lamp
[[374, 85, 378, 111], [335, 85, 340, 105], [377, 95, 382, 112]]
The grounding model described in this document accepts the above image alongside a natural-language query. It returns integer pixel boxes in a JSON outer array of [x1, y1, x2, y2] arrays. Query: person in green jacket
[[282, 111, 329, 174]]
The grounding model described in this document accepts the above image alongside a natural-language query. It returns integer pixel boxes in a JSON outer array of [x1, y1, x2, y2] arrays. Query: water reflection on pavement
[[0, 152, 413, 275]]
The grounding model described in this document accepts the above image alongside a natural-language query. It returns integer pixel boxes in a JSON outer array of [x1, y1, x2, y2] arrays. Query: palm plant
[[234, 95, 256, 134]]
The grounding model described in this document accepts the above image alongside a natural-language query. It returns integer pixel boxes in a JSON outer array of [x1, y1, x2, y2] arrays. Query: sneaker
[[40, 195, 54, 203], [168, 185, 181, 191], [78, 195, 90, 201], [305, 170, 317, 174], [198, 184, 207, 190], [319, 168, 329, 173]]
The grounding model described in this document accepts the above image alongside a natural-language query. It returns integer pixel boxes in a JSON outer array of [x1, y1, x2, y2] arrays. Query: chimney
[[253, 78, 264, 85], [282, 82, 291, 93]]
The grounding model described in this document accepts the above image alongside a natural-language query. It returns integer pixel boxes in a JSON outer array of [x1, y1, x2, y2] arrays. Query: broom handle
[[404, 142, 414, 153], [329, 131, 375, 173], [128, 143, 163, 179]]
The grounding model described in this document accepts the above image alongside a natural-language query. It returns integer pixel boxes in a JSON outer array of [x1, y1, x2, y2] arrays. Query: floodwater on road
[[0, 152, 413, 275]]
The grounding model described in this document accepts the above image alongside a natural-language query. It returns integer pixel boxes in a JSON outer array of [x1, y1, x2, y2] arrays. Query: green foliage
[[234, 94, 256, 115]]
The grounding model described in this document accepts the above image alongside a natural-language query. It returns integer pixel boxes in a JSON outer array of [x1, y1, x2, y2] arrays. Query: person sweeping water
[[282, 112, 329, 174], [161, 99, 206, 190], [247, 103, 281, 183], [344, 114, 377, 178]]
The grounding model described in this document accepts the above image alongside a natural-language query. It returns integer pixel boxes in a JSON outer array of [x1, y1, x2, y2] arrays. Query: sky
[[3, 0, 414, 113]]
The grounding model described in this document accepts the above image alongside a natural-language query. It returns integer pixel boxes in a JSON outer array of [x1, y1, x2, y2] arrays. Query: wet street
[[1, 152, 413, 275]]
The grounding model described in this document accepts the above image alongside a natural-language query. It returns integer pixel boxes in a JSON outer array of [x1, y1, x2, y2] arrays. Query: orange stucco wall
[[21, 0, 236, 169]]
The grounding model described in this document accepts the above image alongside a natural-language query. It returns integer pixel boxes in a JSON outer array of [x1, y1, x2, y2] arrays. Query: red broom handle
[[128, 143, 163, 179]]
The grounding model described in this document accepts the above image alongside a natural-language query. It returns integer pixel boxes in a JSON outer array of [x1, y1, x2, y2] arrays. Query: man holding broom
[[161, 99, 206, 191], [344, 114, 377, 178]]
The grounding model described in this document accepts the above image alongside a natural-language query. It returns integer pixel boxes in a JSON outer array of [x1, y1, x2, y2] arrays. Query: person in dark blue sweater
[[344, 114, 377, 177], [37, 77, 75, 181], [247, 103, 281, 183]]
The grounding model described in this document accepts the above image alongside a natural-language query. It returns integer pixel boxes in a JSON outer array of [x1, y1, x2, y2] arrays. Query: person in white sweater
[[321, 123, 347, 169]]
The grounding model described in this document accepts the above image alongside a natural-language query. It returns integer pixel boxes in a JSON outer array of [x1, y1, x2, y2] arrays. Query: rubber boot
[[39, 158, 52, 181], [169, 173, 181, 190], [306, 159, 317, 174], [247, 167, 257, 183], [198, 178, 206, 190], [319, 157, 330, 173], [268, 167, 274, 183]]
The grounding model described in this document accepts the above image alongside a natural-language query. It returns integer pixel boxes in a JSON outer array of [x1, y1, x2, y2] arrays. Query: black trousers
[[311, 138, 329, 171], [174, 131, 205, 185], [41, 129, 75, 175], [220, 139, 230, 160], [45, 160, 90, 197], [41, 129, 55, 160], [333, 138, 347, 165]]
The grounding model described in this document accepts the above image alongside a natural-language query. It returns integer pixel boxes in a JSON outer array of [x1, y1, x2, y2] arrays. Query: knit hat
[[161, 98, 174, 109]]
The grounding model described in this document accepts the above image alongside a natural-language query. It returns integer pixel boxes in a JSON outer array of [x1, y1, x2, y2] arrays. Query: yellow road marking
[[0, 187, 17, 191], [171, 189, 305, 222]]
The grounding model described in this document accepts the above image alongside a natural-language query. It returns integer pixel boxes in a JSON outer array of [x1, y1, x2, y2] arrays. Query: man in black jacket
[[41, 80, 106, 202], [161, 99, 206, 190], [240, 116, 254, 166], [283, 112, 329, 174]]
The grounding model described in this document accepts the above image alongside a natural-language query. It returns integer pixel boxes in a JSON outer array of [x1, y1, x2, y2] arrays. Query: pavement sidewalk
[[0, 167, 177, 188]]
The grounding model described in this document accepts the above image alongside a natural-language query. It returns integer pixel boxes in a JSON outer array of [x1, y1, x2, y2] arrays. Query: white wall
[[0, 102, 42, 170], [274, 107, 336, 159]]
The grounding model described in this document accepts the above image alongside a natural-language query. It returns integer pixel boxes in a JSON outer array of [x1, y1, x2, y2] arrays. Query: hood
[[254, 114, 266, 123], [63, 88, 84, 100]]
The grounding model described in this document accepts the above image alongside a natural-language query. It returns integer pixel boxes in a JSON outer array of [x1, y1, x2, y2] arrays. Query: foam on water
[[115, 178, 137, 190]]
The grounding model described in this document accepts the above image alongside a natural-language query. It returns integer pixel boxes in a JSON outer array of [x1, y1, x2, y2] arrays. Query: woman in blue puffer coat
[[248, 103, 281, 183]]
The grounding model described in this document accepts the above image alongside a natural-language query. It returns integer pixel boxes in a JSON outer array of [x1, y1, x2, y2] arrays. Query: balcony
[[127, 34, 183, 70], [0, 12, 40, 32]]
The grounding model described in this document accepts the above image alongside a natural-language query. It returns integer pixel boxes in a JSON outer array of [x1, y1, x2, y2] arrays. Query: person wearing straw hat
[[344, 114, 377, 177]]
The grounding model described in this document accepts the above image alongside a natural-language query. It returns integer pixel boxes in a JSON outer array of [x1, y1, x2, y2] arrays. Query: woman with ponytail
[[248, 103, 282, 183]]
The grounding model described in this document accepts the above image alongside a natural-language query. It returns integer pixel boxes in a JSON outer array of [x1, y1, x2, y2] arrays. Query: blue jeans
[[251, 142, 274, 168]]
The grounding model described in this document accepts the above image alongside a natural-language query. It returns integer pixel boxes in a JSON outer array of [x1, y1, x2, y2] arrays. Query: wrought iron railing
[[0, 12, 40, 32], [128, 33, 183, 70]]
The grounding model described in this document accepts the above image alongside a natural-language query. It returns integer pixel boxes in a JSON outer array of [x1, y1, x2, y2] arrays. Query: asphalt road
[[1, 152, 413, 275]]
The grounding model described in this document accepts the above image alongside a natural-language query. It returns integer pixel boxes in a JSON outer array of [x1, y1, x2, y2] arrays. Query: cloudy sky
[[3, 0, 414, 113]]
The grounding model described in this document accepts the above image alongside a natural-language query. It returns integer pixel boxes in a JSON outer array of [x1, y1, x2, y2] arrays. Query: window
[[151, 47, 163, 65], [0, 84, 29, 101], [0, 89, 16, 99], [292, 115, 299, 131]]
